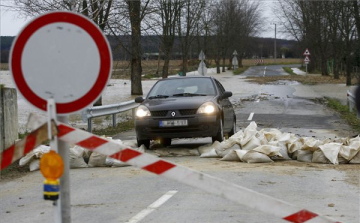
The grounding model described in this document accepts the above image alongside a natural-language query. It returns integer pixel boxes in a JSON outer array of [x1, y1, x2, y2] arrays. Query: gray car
[[134, 76, 236, 148]]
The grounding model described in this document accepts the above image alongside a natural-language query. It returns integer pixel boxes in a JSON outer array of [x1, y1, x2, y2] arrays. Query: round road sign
[[10, 11, 112, 114]]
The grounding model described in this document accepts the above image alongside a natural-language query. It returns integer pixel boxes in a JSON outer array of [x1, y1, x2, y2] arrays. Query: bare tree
[[177, 0, 205, 76]]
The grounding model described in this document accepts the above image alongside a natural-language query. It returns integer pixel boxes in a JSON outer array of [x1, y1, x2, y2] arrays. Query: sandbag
[[198, 141, 221, 158], [318, 143, 342, 165], [312, 149, 330, 164], [19, 145, 50, 166], [287, 140, 303, 154], [70, 146, 88, 168], [105, 157, 130, 167], [349, 151, 360, 164], [88, 152, 107, 167], [263, 128, 283, 142], [253, 145, 282, 157], [241, 121, 258, 146], [272, 141, 291, 160], [235, 150, 248, 162], [216, 141, 240, 157], [29, 159, 40, 171], [241, 150, 273, 163], [296, 150, 313, 162], [220, 149, 241, 161], [241, 136, 261, 151], [301, 137, 324, 152], [339, 145, 360, 161]]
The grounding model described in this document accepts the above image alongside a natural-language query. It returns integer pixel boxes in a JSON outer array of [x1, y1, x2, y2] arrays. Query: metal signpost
[[303, 48, 311, 75], [198, 50, 207, 76], [9, 11, 112, 222], [232, 50, 238, 70]]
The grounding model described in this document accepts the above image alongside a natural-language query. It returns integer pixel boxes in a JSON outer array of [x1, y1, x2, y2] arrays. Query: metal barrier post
[[112, 114, 116, 127], [88, 118, 92, 133]]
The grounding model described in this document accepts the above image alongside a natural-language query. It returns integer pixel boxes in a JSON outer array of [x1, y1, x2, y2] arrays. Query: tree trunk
[[222, 57, 226, 72], [334, 58, 339, 79], [128, 0, 143, 95], [182, 57, 188, 76], [162, 48, 171, 78], [346, 56, 352, 86], [216, 58, 220, 74]]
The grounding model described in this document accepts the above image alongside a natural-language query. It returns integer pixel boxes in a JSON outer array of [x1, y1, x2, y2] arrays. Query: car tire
[[160, 138, 171, 147], [212, 118, 224, 142], [228, 116, 237, 137], [137, 138, 150, 149]]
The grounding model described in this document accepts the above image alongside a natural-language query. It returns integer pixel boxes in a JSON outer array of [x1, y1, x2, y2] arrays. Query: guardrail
[[347, 90, 360, 118], [81, 100, 139, 132]]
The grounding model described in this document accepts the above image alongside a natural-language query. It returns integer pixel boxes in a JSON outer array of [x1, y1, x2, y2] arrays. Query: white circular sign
[[10, 11, 112, 114]]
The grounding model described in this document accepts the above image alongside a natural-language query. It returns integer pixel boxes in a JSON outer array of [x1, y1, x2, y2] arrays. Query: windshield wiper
[[172, 93, 207, 97], [148, 95, 169, 99]]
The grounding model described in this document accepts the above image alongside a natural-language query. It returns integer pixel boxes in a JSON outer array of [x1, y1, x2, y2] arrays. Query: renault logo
[[171, 111, 176, 117]]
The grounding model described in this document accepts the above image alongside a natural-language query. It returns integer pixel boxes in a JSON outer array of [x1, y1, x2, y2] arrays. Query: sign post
[[198, 50, 207, 76], [232, 50, 238, 70], [10, 11, 112, 222], [303, 48, 311, 76]]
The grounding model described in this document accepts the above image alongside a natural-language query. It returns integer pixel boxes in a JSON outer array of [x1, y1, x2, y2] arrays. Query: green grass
[[325, 97, 360, 132], [93, 119, 135, 137], [233, 66, 250, 75], [282, 67, 296, 75]]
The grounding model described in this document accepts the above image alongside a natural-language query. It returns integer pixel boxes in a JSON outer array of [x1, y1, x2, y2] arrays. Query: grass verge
[[233, 66, 250, 75], [93, 119, 135, 137], [325, 97, 360, 132], [283, 67, 296, 75]]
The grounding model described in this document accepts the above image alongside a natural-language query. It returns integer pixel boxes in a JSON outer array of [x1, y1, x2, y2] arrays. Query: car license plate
[[159, 120, 188, 127]]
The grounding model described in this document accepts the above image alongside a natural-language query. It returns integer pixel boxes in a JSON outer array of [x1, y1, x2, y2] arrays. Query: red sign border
[[10, 11, 112, 114]]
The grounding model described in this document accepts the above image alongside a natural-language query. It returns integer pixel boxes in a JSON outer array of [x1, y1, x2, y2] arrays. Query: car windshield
[[147, 78, 216, 98]]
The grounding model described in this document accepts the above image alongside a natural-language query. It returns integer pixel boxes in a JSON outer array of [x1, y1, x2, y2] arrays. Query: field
[[1, 58, 302, 79]]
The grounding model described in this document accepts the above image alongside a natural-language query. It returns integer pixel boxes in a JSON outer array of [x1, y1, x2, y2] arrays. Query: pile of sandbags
[[19, 139, 141, 171], [198, 121, 360, 164]]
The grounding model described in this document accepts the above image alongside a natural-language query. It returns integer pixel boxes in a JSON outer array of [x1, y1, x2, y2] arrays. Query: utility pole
[[274, 23, 277, 64]]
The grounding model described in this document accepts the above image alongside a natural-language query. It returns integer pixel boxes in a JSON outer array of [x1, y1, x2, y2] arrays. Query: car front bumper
[[135, 114, 219, 140]]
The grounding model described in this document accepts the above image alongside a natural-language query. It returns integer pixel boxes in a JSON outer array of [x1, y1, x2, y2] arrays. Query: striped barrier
[[0, 117, 342, 223], [255, 59, 264, 65], [0, 121, 57, 170]]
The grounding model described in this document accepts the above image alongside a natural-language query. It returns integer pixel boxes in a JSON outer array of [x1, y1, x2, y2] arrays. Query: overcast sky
[[0, 0, 280, 38]]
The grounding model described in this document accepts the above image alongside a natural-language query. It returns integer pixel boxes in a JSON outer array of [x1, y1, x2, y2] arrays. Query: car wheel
[[212, 118, 224, 142], [137, 138, 150, 149], [160, 138, 171, 147], [228, 116, 237, 137]]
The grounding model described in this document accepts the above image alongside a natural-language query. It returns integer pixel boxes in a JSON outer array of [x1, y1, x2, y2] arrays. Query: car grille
[[150, 109, 197, 117], [179, 109, 197, 115], [150, 110, 168, 116]]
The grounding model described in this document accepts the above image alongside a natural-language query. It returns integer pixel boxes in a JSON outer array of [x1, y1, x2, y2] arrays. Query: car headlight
[[197, 102, 217, 114], [136, 105, 151, 117]]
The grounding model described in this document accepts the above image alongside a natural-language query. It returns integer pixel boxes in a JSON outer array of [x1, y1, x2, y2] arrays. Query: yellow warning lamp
[[40, 150, 64, 201]]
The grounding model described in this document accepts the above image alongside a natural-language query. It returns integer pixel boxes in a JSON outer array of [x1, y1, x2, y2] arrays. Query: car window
[[147, 78, 216, 97]]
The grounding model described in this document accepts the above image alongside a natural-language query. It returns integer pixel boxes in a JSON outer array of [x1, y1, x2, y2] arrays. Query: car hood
[[143, 96, 215, 110]]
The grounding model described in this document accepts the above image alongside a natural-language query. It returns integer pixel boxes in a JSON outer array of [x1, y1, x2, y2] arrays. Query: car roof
[[158, 76, 215, 82]]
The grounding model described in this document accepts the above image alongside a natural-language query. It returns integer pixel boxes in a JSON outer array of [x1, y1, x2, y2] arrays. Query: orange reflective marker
[[40, 150, 64, 180], [40, 150, 64, 201]]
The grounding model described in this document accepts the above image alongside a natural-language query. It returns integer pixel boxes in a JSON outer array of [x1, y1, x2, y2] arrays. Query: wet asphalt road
[[0, 65, 359, 223], [242, 64, 301, 77]]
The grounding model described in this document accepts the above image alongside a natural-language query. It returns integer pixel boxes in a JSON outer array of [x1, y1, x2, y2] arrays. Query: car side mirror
[[135, 96, 144, 103], [220, 91, 232, 100]]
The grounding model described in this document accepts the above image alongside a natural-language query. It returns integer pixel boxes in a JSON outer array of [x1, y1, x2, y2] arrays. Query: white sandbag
[[287, 140, 303, 154], [241, 136, 261, 151], [318, 143, 342, 165], [241, 121, 258, 145], [88, 152, 107, 167], [220, 149, 241, 161], [70, 146, 88, 168], [29, 159, 40, 171], [199, 141, 221, 158], [19, 145, 50, 166], [235, 150, 248, 162], [349, 151, 360, 164], [296, 150, 313, 163], [241, 150, 273, 163], [339, 144, 360, 161], [105, 157, 130, 167], [263, 128, 283, 142], [122, 140, 138, 149], [301, 137, 324, 152], [216, 139, 240, 157], [312, 149, 330, 164], [253, 145, 282, 157], [269, 141, 291, 160]]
